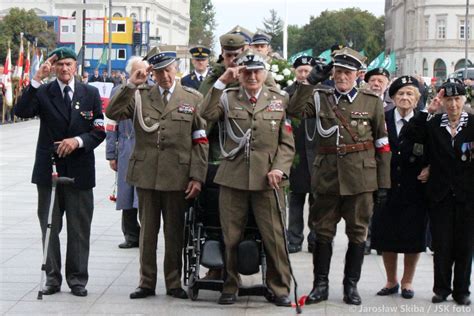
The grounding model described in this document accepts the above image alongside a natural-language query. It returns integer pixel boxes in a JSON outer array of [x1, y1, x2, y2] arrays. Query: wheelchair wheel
[[188, 273, 199, 301]]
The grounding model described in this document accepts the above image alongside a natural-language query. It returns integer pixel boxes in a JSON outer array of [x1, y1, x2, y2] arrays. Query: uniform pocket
[[313, 155, 324, 167], [363, 157, 376, 168]]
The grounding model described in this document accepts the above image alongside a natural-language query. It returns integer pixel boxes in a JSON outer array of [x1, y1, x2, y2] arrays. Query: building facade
[[385, 0, 473, 81]]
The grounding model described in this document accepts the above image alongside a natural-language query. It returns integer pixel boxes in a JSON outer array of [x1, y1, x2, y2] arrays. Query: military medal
[[461, 154, 467, 162], [270, 120, 277, 131], [75, 101, 80, 110], [413, 143, 424, 156], [351, 120, 357, 127]]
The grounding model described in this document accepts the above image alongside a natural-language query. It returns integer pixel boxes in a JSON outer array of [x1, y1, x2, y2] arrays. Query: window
[[130, 13, 137, 21], [111, 21, 126, 33], [460, 19, 471, 39], [434, 59, 447, 81], [61, 25, 69, 33], [423, 59, 428, 76], [436, 18, 446, 39], [113, 12, 123, 18], [117, 49, 126, 60], [424, 18, 429, 39], [72, 25, 76, 33]]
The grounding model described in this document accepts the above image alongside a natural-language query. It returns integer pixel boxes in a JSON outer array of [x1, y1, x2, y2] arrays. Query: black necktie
[[63, 86, 72, 117], [162, 90, 169, 105], [401, 118, 408, 126], [199, 75, 203, 82]]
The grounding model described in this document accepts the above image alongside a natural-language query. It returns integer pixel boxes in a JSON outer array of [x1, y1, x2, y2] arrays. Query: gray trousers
[[122, 208, 140, 243], [287, 192, 316, 246], [37, 184, 93, 289]]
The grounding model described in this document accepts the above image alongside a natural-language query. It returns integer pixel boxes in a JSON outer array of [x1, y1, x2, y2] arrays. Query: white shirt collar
[[194, 69, 208, 79], [244, 87, 263, 100], [158, 80, 177, 96], [394, 108, 414, 136], [57, 77, 75, 95]]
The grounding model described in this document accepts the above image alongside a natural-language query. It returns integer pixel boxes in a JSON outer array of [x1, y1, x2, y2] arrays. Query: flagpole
[[283, 0, 288, 60], [464, 0, 469, 80], [108, 0, 112, 74]]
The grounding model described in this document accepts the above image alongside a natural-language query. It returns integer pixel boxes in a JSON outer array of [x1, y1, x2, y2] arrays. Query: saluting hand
[[427, 89, 444, 114], [129, 65, 151, 86], [33, 55, 58, 82], [55, 138, 79, 158], [267, 169, 284, 189], [219, 66, 245, 85]]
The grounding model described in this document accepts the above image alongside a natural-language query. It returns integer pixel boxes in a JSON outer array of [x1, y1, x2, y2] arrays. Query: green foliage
[[263, 9, 283, 50], [0, 8, 56, 62], [189, 0, 216, 49]]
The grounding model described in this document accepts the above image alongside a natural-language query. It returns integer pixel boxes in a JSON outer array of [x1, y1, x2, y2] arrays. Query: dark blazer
[[181, 72, 203, 91], [15, 80, 106, 189], [411, 112, 474, 203]]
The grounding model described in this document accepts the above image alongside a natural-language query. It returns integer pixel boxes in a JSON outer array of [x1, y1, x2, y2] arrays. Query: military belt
[[318, 141, 374, 155]]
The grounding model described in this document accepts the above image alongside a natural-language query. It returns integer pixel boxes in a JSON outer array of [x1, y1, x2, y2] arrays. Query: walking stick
[[273, 188, 302, 314], [37, 152, 74, 300]]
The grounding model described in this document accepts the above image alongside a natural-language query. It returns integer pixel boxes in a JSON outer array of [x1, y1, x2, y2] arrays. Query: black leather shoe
[[288, 244, 302, 254], [401, 288, 414, 299], [432, 294, 447, 303], [42, 285, 60, 295], [130, 287, 155, 299], [218, 293, 237, 305], [166, 288, 188, 299], [71, 286, 88, 297], [306, 285, 329, 304], [343, 287, 362, 305], [274, 295, 292, 307], [377, 284, 399, 296], [118, 241, 139, 249], [453, 296, 471, 305]]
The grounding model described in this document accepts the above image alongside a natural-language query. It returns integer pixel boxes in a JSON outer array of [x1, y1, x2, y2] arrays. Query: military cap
[[143, 46, 160, 61], [388, 75, 419, 97], [234, 49, 267, 70], [333, 47, 367, 71], [147, 50, 177, 70], [48, 47, 77, 61], [250, 31, 271, 45], [220, 34, 246, 51], [227, 25, 253, 44], [293, 55, 317, 69], [441, 78, 466, 97], [364, 67, 390, 82], [189, 46, 211, 60]]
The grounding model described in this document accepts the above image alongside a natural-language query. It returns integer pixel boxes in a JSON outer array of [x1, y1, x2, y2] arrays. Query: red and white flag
[[22, 42, 31, 87], [3, 44, 13, 106], [12, 33, 24, 82]]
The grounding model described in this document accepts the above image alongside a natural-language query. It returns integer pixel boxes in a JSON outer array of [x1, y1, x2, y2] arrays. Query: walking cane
[[273, 188, 302, 314], [37, 152, 74, 300]]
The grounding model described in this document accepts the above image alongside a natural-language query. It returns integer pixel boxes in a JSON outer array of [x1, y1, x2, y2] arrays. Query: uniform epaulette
[[268, 86, 287, 96], [313, 87, 334, 95], [223, 87, 240, 93], [137, 83, 151, 90], [182, 85, 203, 98], [359, 88, 379, 97]]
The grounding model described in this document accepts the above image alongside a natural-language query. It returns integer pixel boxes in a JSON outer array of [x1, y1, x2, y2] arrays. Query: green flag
[[367, 52, 385, 70], [359, 50, 366, 57], [381, 52, 396, 73], [318, 49, 331, 64], [289, 49, 313, 64], [96, 47, 108, 69]]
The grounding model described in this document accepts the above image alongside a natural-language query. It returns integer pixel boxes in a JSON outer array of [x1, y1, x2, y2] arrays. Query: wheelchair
[[183, 164, 273, 301]]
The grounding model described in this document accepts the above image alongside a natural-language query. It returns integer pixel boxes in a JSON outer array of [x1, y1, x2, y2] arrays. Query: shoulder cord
[[132, 89, 160, 133], [218, 92, 252, 161], [311, 91, 340, 146]]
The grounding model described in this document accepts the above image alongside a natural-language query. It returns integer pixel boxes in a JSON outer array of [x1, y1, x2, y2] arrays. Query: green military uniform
[[200, 80, 295, 299], [106, 81, 208, 292]]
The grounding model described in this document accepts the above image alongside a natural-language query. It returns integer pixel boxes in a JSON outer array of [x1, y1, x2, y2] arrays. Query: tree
[[295, 8, 384, 62], [189, 0, 216, 49], [0, 8, 56, 62], [262, 9, 283, 50]]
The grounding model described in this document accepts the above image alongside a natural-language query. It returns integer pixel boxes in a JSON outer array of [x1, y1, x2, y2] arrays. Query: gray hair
[[125, 56, 148, 75]]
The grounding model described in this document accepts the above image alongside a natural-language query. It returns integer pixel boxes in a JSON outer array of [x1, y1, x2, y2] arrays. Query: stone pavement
[[0, 120, 472, 315]]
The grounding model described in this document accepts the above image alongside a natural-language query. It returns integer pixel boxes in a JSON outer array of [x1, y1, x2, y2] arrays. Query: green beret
[[219, 34, 246, 51], [48, 47, 77, 61]]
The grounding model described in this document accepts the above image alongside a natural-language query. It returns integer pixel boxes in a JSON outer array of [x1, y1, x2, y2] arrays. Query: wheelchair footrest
[[238, 284, 269, 297]]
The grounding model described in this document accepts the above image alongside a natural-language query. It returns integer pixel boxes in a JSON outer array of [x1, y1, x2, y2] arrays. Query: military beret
[[234, 49, 267, 70], [293, 55, 316, 69], [388, 75, 420, 97], [364, 67, 390, 82], [148, 51, 177, 70], [250, 31, 271, 45], [48, 47, 77, 61], [333, 47, 367, 71], [441, 78, 466, 97], [220, 34, 246, 51], [227, 25, 253, 44], [189, 46, 211, 60]]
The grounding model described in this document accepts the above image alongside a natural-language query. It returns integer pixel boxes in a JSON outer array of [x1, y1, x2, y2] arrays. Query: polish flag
[[3, 44, 13, 106], [284, 119, 293, 133], [22, 42, 31, 87], [12, 33, 24, 82]]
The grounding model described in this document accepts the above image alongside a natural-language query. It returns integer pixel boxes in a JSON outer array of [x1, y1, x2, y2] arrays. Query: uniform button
[[340, 135, 344, 139], [252, 137, 255, 141], [253, 127, 257, 131], [341, 108, 346, 111], [398, 151, 401, 155], [162, 116, 166, 120], [161, 127, 165, 130], [397, 166, 401, 171], [251, 147, 255, 151], [161, 137, 165, 140], [253, 118, 257, 121], [397, 183, 401, 187]]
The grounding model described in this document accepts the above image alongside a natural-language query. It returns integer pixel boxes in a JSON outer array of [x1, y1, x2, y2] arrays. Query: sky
[[211, 0, 385, 51]]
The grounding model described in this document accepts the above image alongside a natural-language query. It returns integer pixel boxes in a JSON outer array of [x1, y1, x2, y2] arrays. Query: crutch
[[273, 188, 302, 314], [37, 153, 74, 300]]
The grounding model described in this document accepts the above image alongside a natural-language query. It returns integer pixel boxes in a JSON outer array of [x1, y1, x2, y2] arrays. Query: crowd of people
[[12, 24, 473, 309]]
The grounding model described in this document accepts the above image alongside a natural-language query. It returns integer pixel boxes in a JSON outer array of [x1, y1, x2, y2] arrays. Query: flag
[[12, 33, 24, 81], [96, 47, 108, 70], [3, 44, 13, 107], [30, 47, 43, 79], [381, 52, 396, 73], [367, 52, 385, 71], [288, 49, 313, 65], [317, 49, 332, 64], [76, 46, 85, 69], [22, 42, 31, 87], [359, 50, 366, 57]]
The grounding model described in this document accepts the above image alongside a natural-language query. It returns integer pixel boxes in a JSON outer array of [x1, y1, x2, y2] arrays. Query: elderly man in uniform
[[106, 50, 209, 300], [285, 55, 319, 254], [181, 46, 211, 90], [200, 49, 295, 306], [290, 47, 391, 305], [15, 47, 106, 297], [250, 31, 271, 56]]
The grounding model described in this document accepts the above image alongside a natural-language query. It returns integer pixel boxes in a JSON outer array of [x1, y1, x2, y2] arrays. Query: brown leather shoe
[[166, 287, 188, 299]]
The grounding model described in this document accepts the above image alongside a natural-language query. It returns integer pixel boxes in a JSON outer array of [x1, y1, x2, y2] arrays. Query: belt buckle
[[337, 145, 347, 156]]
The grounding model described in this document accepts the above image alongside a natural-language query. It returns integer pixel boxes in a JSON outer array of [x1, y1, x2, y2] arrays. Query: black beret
[[189, 46, 210, 60], [441, 78, 466, 97], [292, 55, 316, 69], [389, 75, 419, 97], [364, 67, 390, 82]]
